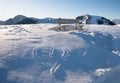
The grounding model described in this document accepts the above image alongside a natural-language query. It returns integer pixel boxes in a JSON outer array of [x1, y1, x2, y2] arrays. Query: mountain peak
[[13, 15, 27, 23], [76, 14, 115, 25], [14, 15, 26, 18]]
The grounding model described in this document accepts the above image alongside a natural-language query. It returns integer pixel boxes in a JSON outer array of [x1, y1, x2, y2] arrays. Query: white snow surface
[[0, 24, 120, 83]]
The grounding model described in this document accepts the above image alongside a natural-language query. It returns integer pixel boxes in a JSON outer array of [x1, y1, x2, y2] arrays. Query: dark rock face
[[16, 18, 38, 24], [100, 17, 115, 25], [4, 15, 27, 25], [5, 18, 15, 25]]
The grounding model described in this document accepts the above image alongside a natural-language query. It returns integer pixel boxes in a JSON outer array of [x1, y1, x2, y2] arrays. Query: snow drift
[[0, 24, 120, 83]]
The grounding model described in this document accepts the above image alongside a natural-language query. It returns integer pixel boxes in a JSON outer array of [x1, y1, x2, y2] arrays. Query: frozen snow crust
[[0, 24, 120, 83]]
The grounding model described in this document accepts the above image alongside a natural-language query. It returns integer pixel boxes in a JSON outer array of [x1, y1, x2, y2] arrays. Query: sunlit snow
[[0, 24, 120, 83]]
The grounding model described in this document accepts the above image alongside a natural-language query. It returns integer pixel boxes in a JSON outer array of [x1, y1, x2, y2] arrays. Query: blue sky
[[0, 0, 120, 20]]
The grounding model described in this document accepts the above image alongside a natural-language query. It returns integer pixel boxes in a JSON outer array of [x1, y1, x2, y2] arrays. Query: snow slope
[[5, 15, 27, 25], [112, 19, 120, 24], [0, 21, 5, 25], [0, 24, 120, 83]]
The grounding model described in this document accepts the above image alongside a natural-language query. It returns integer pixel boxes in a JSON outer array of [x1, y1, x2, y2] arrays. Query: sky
[[0, 0, 120, 20]]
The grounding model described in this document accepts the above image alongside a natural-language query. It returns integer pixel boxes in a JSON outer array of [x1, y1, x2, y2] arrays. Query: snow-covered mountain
[[0, 24, 120, 83], [16, 18, 38, 24], [0, 15, 57, 25], [13, 15, 27, 24], [76, 14, 115, 25], [5, 15, 27, 25], [17, 17, 57, 24], [0, 21, 5, 25]]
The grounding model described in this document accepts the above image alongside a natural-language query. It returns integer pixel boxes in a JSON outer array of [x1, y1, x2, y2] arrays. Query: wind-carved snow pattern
[[0, 24, 120, 83], [31, 32, 87, 81]]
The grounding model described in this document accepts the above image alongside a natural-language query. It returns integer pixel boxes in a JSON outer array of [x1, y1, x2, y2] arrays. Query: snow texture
[[0, 24, 120, 83]]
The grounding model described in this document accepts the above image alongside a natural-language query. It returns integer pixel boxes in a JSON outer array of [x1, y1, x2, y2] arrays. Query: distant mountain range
[[0, 15, 57, 25], [0, 14, 117, 25]]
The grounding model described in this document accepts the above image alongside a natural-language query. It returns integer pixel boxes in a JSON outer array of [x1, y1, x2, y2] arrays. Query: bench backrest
[[57, 18, 79, 24]]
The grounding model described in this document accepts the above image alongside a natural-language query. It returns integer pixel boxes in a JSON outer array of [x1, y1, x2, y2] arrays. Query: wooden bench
[[56, 18, 82, 31]]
